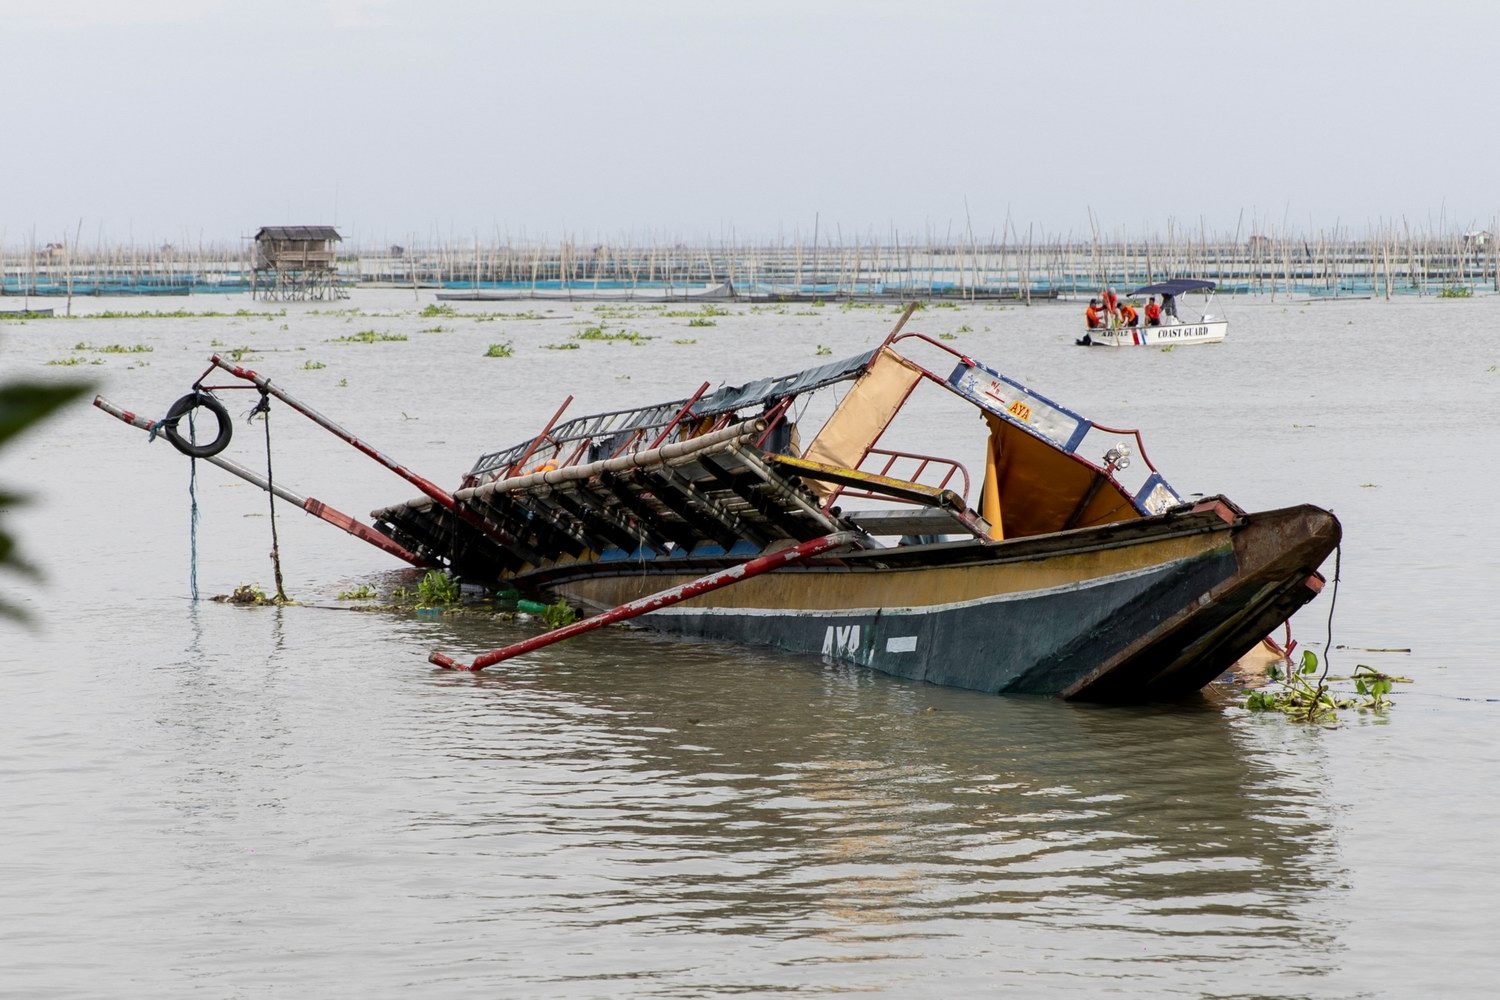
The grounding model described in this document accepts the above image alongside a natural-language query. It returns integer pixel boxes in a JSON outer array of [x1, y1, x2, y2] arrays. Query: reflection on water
[[402, 624, 1348, 993], [5, 291, 1495, 997]]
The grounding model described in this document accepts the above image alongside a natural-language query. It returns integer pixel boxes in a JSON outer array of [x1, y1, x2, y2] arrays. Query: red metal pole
[[94, 394, 429, 566], [429, 530, 861, 672], [210, 354, 458, 510], [208, 355, 521, 549], [504, 394, 574, 477], [647, 381, 711, 450]]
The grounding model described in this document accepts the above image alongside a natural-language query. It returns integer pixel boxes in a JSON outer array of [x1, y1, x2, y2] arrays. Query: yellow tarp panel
[[980, 413, 1005, 539], [993, 422, 1140, 536], [800, 347, 923, 501]]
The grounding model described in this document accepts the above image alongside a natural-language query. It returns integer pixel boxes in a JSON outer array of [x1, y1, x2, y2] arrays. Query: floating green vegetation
[[488, 309, 546, 321], [418, 325, 449, 334], [417, 569, 461, 608], [0, 310, 53, 320], [1439, 285, 1473, 298], [662, 305, 729, 318], [337, 583, 379, 600], [540, 599, 578, 629], [213, 583, 293, 606], [543, 341, 581, 350], [223, 345, 257, 362], [71, 307, 283, 320], [956, 324, 972, 334], [73, 342, 152, 354], [302, 360, 327, 370], [672, 338, 697, 345], [686, 317, 716, 327], [937, 333, 958, 341], [420, 303, 458, 317], [815, 344, 832, 356], [484, 342, 514, 358], [1244, 650, 1410, 722], [89, 308, 200, 319], [839, 301, 881, 312], [575, 323, 653, 344], [333, 330, 407, 343], [337, 378, 349, 387], [45, 356, 101, 366], [934, 301, 959, 310]]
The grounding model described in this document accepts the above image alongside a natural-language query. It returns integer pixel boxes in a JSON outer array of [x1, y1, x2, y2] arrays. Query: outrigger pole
[[204, 356, 523, 551], [428, 530, 863, 672], [93, 394, 428, 566]]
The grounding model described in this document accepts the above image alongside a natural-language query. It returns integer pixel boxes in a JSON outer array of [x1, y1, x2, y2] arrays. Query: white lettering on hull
[[822, 624, 863, 659]]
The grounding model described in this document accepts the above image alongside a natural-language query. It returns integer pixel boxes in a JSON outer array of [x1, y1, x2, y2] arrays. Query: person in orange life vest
[[1118, 301, 1139, 327], [1144, 296, 1162, 326], [1085, 299, 1104, 329], [1102, 287, 1119, 318]]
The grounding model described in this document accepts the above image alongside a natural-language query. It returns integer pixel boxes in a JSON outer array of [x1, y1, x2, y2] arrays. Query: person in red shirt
[[1118, 301, 1139, 327], [1144, 296, 1162, 326], [1085, 299, 1104, 329], [1102, 287, 1119, 318]]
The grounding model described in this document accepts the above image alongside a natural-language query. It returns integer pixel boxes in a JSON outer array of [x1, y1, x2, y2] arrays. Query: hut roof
[[255, 226, 342, 242]]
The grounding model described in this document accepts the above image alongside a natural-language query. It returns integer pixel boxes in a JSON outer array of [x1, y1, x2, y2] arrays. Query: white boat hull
[[1083, 318, 1228, 347]]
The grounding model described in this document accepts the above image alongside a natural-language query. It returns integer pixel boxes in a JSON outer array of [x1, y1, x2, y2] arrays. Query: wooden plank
[[765, 453, 960, 509]]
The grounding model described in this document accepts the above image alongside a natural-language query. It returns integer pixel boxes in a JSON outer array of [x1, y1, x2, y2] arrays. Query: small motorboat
[[1079, 279, 1227, 347]]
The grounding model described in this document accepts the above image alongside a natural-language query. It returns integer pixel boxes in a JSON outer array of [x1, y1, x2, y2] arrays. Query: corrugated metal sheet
[[254, 226, 342, 242]]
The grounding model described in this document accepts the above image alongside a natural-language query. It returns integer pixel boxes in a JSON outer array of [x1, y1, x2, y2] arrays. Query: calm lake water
[[3, 291, 1497, 998]]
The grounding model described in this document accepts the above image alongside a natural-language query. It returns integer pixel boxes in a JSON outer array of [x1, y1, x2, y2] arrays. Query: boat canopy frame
[[1129, 279, 1217, 297]]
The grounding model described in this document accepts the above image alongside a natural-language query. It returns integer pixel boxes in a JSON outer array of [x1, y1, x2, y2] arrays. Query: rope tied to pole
[[188, 405, 200, 603], [251, 390, 290, 604]]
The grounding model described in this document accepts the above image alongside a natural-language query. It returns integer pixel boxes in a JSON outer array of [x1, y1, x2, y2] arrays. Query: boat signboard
[[947, 360, 1091, 454]]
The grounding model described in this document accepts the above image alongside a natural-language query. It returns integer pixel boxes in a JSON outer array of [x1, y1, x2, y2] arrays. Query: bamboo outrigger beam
[[94, 394, 428, 566], [428, 530, 863, 671]]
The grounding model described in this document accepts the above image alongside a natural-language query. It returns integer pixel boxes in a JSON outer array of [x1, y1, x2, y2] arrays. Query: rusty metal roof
[[254, 226, 342, 242]]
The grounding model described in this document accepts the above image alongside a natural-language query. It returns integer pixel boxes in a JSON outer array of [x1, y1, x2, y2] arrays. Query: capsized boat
[[95, 311, 1337, 702], [1081, 279, 1228, 347]]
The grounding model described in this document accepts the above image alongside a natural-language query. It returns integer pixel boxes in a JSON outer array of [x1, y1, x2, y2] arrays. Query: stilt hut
[[251, 225, 346, 300]]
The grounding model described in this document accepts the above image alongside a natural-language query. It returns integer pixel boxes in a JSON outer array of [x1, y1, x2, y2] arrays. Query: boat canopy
[[1129, 279, 1216, 296]]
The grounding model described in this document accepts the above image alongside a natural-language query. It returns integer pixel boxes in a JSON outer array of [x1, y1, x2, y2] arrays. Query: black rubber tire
[[161, 391, 232, 458]]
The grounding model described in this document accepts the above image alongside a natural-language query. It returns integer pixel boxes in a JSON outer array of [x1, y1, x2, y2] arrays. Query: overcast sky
[[3, 0, 1497, 247]]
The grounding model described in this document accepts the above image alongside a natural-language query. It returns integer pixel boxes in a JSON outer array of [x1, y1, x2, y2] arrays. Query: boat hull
[[545, 501, 1338, 702], [1083, 319, 1228, 347]]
